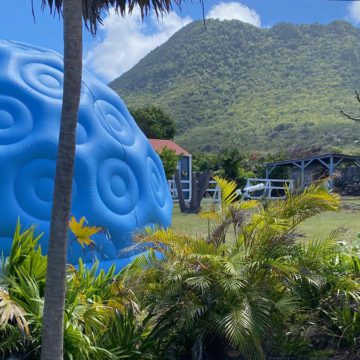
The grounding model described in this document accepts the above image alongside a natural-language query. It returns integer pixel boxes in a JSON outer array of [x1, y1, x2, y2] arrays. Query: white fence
[[168, 179, 221, 203], [244, 178, 294, 199], [168, 178, 294, 203]]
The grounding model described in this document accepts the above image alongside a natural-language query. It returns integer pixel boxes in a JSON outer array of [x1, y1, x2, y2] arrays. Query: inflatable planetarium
[[0, 40, 172, 269]]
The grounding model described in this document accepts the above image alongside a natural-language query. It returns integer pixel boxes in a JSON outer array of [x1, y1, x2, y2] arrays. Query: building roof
[[149, 139, 191, 157], [266, 153, 360, 167]]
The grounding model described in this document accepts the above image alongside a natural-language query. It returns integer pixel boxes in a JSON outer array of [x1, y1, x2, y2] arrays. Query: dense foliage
[[124, 181, 360, 359], [1, 183, 360, 359], [158, 147, 180, 179], [193, 148, 255, 186], [130, 106, 176, 139], [0, 223, 167, 360], [110, 20, 360, 153]]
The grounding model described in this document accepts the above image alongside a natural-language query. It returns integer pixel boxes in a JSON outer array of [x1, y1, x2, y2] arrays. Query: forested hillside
[[110, 20, 360, 153]]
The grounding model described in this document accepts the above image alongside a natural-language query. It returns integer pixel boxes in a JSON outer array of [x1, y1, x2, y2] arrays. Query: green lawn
[[298, 210, 360, 240], [171, 198, 360, 241], [171, 205, 211, 237]]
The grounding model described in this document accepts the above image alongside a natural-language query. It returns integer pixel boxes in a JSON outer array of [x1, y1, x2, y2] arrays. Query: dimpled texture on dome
[[0, 40, 172, 265]]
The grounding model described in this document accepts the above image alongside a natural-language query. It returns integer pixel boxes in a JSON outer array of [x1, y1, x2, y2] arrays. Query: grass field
[[171, 198, 360, 242]]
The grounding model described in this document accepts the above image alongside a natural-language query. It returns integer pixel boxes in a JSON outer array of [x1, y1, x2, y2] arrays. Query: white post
[[188, 155, 192, 201], [300, 160, 305, 188], [329, 156, 334, 190]]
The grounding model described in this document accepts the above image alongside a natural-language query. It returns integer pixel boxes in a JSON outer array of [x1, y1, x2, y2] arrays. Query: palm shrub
[[124, 232, 262, 359], [0, 223, 163, 359], [0, 223, 46, 358], [1, 183, 360, 359], [123, 180, 344, 359], [0, 223, 116, 359], [278, 233, 360, 359]]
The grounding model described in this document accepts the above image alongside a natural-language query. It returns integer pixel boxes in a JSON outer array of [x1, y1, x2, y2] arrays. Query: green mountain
[[110, 20, 360, 153]]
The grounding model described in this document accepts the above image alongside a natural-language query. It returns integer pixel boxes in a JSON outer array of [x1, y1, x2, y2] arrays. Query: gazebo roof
[[264, 152, 360, 190], [266, 153, 360, 167], [149, 139, 191, 157]]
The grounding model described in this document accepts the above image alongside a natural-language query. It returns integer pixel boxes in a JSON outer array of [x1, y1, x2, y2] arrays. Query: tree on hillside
[[39, 1, 179, 359], [340, 90, 360, 122], [130, 105, 176, 139], [218, 148, 243, 181], [192, 152, 218, 172]]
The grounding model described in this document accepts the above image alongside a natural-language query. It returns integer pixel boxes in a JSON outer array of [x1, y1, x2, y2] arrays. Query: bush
[[1, 182, 360, 359], [0, 222, 164, 360], [123, 180, 360, 359], [158, 147, 180, 179]]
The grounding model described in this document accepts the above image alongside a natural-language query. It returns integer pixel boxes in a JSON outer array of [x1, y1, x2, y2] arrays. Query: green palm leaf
[[214, 176, 239, 207]]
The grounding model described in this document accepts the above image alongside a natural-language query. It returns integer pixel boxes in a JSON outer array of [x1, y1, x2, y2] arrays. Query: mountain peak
[[110, 20, 360, 153]]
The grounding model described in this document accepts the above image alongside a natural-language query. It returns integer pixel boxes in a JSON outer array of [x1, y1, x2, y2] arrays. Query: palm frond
[[273, 294, 300, 315], [3, 220, 44, 280], [278, 181, 340, 227], [41, 0, 177, 34], [0, 288, 30, 337], [207, 217, 231, 246], [214, 176, 239, 207]]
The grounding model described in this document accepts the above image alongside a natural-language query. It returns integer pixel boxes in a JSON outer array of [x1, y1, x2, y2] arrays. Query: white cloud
[[207, 1, 261, 27], [347, 2, 360, 24], [85, 2, 261, 81], [85, 9, 191, 82]]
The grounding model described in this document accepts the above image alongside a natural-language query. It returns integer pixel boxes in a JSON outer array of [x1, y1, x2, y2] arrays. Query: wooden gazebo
[[265, 153, 360, 189]]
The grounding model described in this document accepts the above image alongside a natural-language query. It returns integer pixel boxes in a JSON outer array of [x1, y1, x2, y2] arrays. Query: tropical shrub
[[193, 148, 256, 187], [122, 180, 360, 359], [275, 233, 360, 360], [1, 181, 360, 359], [0, 223, 163, 360]]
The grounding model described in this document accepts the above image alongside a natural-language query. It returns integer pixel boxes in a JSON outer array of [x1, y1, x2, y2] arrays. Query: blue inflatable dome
[[0, 40, 172, 268]]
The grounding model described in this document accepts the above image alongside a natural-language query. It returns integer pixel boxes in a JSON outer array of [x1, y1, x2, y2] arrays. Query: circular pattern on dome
[[76, 122, 88, 145], [20, 62, 63, 99], [8, 42, 44, 54], [147, 156, 166, 208], [34, 177, 54, 202], [97, 158, 139, 215], [0, 40, 173, 264], [110, 175, 127, 197], [14, 158, 77, 221], [0, 95, 33, 145], [0, 110, 13, 129], [94, 100, 134, 146]]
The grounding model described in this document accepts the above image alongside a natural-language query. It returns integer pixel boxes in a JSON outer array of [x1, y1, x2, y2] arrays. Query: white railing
[[169, 177, 294, 202], [244, 178, 294, 199], [206, 180, 221, 204], [168, 179, 191, 200], [167, 179, 221, 203]]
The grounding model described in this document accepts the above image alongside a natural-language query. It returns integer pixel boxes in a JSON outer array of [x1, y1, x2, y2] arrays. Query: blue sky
[[1, 0, 359, 82]]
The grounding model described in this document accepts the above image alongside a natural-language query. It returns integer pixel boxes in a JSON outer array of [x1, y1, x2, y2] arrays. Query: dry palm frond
[[228, 205, 245, 228], [207, 218, 232, 247], [0, 288, 30, 337]]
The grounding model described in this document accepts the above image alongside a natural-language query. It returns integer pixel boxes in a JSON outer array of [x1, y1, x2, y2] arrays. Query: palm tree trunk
[[41, 0, 83, 358]]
